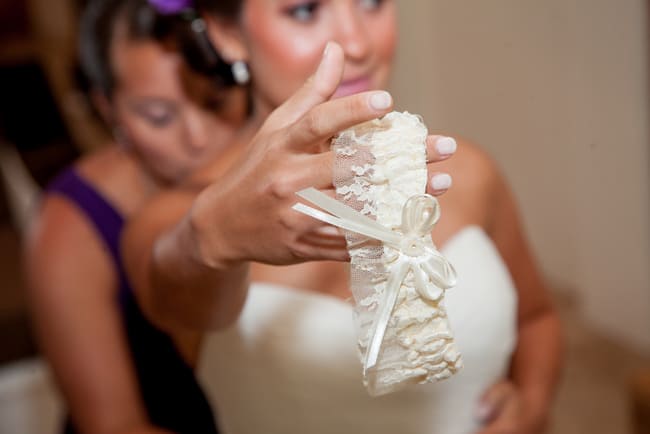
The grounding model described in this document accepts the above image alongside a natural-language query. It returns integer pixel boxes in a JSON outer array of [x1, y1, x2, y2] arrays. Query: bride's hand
[[190, 42, 454, 268], [475, 380, 547, 434], [189, 42, 393, 266]]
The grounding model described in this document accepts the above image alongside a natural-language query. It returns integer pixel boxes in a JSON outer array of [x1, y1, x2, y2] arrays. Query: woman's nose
[[335, 5, 371, 62], [184, 111, 209, 151]]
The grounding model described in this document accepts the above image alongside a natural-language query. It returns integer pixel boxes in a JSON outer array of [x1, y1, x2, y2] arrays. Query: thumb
[[263, 41, 344, 130], [476, 381, 515, 424]]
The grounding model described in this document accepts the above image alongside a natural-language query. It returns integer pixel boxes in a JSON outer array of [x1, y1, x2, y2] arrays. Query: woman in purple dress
[[23, 1, 246, 432]]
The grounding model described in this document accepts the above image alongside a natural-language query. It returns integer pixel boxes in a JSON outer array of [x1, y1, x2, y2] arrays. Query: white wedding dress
[[198, 226, 517, 434]]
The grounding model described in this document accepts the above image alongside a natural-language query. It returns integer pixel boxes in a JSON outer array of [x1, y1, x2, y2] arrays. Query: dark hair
[[79, 0, 235, 97], [79, 0, 156, 96], [172, 8, 236, 86], [195, 0, 242, 20]]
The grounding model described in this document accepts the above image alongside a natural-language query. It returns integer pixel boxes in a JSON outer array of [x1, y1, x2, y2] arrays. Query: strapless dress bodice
[[199, 226, 517, 434]]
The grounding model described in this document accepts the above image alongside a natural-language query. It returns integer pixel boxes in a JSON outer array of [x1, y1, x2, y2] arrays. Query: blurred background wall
[[392, 0, 650, 354]]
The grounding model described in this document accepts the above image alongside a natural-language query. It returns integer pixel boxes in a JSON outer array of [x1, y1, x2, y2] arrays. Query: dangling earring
[[231, 60, 250, 85]]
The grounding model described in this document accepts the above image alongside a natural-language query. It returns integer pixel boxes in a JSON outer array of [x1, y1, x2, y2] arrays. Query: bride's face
[[225, 0, 397, 112]]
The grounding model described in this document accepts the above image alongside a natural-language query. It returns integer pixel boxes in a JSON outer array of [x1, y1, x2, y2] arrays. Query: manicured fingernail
[[436, 136, 457, 156], [431, 173, 452, 190], [323, 41, 332, 58], [316, 225, 341, 236], [369, 91, 392, 110], [314, 43, 333, 83]]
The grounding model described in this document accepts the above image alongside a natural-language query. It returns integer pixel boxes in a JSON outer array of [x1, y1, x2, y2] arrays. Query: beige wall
[[391, 0, 650, 352]]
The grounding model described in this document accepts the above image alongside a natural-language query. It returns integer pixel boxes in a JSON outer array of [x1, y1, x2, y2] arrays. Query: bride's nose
[[333, 7, 371, 62]]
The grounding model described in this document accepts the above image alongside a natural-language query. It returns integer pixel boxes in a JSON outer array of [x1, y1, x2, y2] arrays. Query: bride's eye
[[285, 1, 321, 22], [358, 0, 385, 11]]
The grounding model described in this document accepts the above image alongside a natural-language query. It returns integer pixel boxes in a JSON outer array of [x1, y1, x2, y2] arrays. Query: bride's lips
[[334, 76, 372, 98]]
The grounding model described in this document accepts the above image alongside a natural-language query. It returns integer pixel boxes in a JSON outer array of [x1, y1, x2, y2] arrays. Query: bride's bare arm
[[477, 156, 563, 434], [122, 186, 249, 332]]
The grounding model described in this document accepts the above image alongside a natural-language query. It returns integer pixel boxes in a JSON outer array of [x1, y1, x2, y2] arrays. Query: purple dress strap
[[47, 167, 126, 281]]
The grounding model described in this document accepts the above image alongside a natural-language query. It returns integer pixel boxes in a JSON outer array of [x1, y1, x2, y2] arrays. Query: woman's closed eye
[[133, 102, 178, 128]]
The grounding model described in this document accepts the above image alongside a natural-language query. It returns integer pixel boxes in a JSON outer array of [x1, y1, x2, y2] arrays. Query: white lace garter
[[293, 111, 462, 396]]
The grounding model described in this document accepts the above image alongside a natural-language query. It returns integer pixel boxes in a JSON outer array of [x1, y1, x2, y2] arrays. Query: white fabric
[[329, 111, 461, 394], [199, 226, 517, 434], [0, 358, 63, 434]]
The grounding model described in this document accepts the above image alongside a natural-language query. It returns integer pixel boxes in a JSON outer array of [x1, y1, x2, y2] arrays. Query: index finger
[[282, 90, 394, 152], [263, 41, 345, 131]]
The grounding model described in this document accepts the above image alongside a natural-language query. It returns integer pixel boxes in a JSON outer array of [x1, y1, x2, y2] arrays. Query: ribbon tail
[[296, 188, 389, 233], [292, 203, 401, 245], [292, 189, 402, 246], [364, 260, 410, 375]]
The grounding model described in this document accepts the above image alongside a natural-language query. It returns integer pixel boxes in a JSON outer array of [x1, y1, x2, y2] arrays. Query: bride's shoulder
[[445, 136, 503, 196], [436, 135, 511, 228]]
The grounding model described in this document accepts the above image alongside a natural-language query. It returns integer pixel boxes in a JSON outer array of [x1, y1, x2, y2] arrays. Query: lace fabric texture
[[333, 111, 463, 396]]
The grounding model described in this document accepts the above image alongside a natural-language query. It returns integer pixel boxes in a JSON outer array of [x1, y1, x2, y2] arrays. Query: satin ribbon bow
[[292, 188, 457, 374]]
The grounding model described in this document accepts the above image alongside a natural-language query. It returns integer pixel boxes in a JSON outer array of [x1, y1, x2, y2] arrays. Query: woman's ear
[[203, 15, 248, 64]]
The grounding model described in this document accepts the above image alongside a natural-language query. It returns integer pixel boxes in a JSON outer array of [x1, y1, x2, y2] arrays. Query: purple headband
[[148, 0, 193, 15]]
